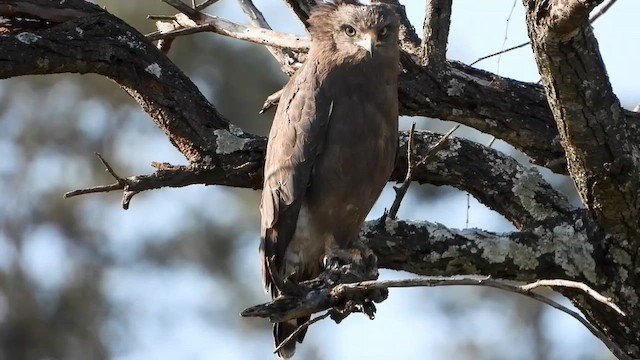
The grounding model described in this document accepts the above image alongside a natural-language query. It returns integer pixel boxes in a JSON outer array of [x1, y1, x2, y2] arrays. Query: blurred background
[[1, 0, 637, 359]]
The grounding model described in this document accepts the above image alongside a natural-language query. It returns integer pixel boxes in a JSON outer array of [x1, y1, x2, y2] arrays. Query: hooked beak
[[355, 34, 373, 56]]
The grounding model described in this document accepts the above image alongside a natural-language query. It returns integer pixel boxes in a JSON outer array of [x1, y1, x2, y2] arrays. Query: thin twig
[[161, 0, 202, 20], [195, 0, 221, 10], [64, 153, 125, 198], [64, 153, 144, 209], [388, 124, 459, 219], [470, 42, 529, 66], [273, 312, 331, 354], [589, 0, 618, 23], [520, 279, 625, 316], [413, 124, 460, 168], [147, 15, 176, 21], [495, 0, 518, 75], [387, 122, 416, 219], [470, 0, 618, 66]]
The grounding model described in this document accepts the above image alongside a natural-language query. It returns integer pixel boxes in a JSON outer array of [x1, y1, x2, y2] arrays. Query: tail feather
[[274, 316, 310, 359]]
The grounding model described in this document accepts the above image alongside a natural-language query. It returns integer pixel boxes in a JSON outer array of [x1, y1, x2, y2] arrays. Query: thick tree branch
[[421, 0, 452, 72], [522, 0, 640, 355], [524, 0, 640, 243], [363, 217, 603, 285]]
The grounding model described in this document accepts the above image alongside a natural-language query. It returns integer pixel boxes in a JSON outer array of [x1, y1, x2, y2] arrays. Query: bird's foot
[[321, 244, 388, 320]]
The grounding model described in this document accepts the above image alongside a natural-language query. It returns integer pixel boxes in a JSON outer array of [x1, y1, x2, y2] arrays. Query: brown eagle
[[260, 1, 400, 358]]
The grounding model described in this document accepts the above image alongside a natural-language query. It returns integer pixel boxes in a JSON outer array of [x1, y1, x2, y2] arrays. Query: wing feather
[[260, 62, 332, 293]]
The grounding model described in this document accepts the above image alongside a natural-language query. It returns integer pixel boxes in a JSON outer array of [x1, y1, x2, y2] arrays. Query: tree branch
[[148, 13, 310, 51], [421, 0, 452, 71], [363, 217, 601, 285], [65, 129, 574, 237], [524, 0, 640, 243]]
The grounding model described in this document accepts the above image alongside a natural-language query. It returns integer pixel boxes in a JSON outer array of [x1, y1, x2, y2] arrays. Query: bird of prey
[[260, 1, 400, 358]]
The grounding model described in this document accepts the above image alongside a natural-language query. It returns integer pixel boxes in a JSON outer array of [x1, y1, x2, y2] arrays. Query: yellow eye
[[344, 25, 356, 37], [379, 26, 389, 38]]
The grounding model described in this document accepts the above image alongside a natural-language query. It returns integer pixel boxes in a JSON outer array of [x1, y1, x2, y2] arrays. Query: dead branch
[[64, 155, 263, 209], [387, 122, 416, 220], [520, 279, 624, 316], [149, 12, 310, 51]]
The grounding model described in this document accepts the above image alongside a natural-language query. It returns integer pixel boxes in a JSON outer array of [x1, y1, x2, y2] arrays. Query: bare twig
[[470, 0, 618, 66], [161, 0, 202, 20], [495, 0, 518, 75], [64, 153, 141, 209], [64, 153, 126, 198], [273, 312, 331, 354], [64, 156, 252, 210], [387, 124, 459, 219], [589, 0, 618, 23], [195, 0, 220, 11], [147, 15, 175, 21], [470, 42, 529, 66], [414, 124, 460, 168], [520, 279, 625, 316], [387, 122, 416, 219]]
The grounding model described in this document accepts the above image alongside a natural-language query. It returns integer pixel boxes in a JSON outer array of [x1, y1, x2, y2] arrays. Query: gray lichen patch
[[429, 222, 456, 241], [467, 228, 538, 269], [214, 129, 250, 154], [437, 137, 462, 158], [117, 32, 145, 50], [384, 217, 399, 235], [229, 123, 245, 136], [16, 32, 41, 44], [145, 63, 162, 78], [512, 168, 556, 221], [447, 78, 465, 97], [537, 224, 598, 284]]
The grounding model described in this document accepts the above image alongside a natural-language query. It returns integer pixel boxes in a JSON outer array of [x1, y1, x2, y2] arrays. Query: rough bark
[[2, 0, 640, 357], [523, 0, 640, 355]]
